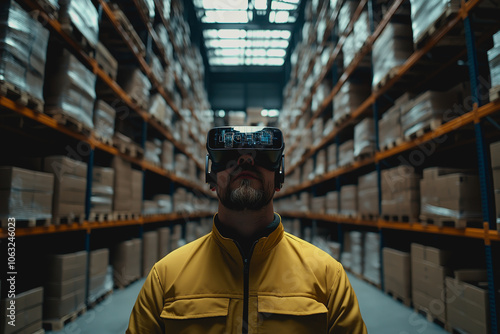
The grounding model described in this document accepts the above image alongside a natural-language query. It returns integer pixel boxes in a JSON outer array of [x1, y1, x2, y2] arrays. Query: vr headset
[[206, 126, 285, 189]]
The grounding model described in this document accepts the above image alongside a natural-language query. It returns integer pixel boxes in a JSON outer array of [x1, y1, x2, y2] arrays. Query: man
[[127, 126, 367, 333]]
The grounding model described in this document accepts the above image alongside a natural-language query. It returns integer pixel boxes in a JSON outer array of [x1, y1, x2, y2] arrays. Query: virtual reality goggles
[[206, 126, 285, 188]]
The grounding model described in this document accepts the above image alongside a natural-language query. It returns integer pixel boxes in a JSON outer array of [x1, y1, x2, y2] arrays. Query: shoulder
[[156, 233, 212, 269], [282, 232, 342, 270]]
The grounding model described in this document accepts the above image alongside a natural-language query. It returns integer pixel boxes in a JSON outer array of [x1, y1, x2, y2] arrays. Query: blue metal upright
[[464, 12, 498, 333]]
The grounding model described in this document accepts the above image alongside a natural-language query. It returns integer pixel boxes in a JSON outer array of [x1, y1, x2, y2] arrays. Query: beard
[[218, 177, 274, 211]]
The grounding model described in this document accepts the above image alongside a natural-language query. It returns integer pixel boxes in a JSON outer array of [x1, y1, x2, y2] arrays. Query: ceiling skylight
[[193, 0, 302, 67]]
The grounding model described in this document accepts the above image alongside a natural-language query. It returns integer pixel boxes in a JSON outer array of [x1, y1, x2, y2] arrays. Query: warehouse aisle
[[46, 273, 449, 334]]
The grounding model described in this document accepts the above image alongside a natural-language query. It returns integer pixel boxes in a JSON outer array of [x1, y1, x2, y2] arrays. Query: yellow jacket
[[127, 215, 367, 333]]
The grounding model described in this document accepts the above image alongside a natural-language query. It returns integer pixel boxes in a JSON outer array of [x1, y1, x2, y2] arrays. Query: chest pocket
[[257, 295, 328, 334], [161, 297, 230, 333]]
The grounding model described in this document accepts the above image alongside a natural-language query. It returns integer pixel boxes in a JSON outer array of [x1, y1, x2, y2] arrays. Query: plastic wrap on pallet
[[488, 37, 500, 87], [117, 66, 151, 109], [338, 0, 357, 34], [149, 52, 164, 84], [91, 166, 113, 214], [379, 103, 402, 150], [333, 81, 371, 124], [363, 232, 380, 285], [145, 139, 162, 166], [44, 49, 96, 129], [0, 166, 54, 220], [154, 194, 172, 214], [149, 93, 173, 129], [161, 140, 174, 171], [409, 0, 461, 44], [340, 184, 357, 216], [338, 140, 354, 167], [358, 171, 378, 216], [342, 10, 370, 68], [0, 0, 49, 102], [400, 90, 457, 138], [354, 118, 375, 158], [372, 22, 414, 88], [58, 0, 99, 48], [93, 100, 116, 141]]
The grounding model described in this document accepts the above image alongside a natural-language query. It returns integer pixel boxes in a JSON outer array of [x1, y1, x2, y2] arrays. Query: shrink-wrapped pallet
[[381, 165, 420, 221], [333, 81, 371, 124], [358, 171, 378, 218], [338, 140, 354, 167], [93, 100, 116, 142], [58, 0, 99, 48], [0, 1, 49, 106], [363, 232, 380, 285], [91, 166, 114, 215], [409, 0, 460, 45], [117, 66, 151, 110], [354, 118, 375, 158]]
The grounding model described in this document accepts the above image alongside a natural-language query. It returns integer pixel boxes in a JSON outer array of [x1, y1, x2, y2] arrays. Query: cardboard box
[[46, 251, 87, 282], [43, 289, 85, 319], [90, 248, 109, 276], [2, 304, 42, 334], [340, 185, 357, 216], [43, 156, 87, 178], [143, 231, 159, 276], [45, 276, 86, 298], [383, 248, 411, 299]]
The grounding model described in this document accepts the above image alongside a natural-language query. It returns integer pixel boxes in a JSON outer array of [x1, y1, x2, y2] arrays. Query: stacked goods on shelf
[[131, 169, 143, 215], [95, 42, 118, 80], [340, 231, 352, 270], [149, 53, 164, 85], [303, 157, 314, 181], [338, 0, 357, 35], [299, 192, 311, 213], [0, 1, 49, 110], [43, 156, 87, 224], [144, 139, 162, 167], [93, 100, 116, 143], [0, 287, 44, 334], [411, 243, 452, 325], [420, 167, 482, 228], [338, 140, 354, 167], [372, 21, 414, 89], [363, 232, 380, 285], [400, 88, 459, 140], [174, 153, 188, 179], [158, 226, 171, 258], [340, 184, 357, 217], [112, 238, 142, 288], [353, 118, 375, 159], [343, 8, 370, 68], [90, 166, 114, 221], [379, 94, 412, 150], [142, 231, 159, 276], [383, 248, 411, 305], [161, 141, 174, 172], [112, 156, 142, 217], [44, 251, 87, 320], [312, 119, 323, 146], [116, 66, 151, 110], [137, 0, 155, 23], [107, 3, 146, 57], [149, 93, 174, 129], [349, 231, 364, 275], [0, 166, 54, 225], [170, 224, 182, 250], [326, 191, 339, 215], [88, 248, 110, 304], [44, 48, 96, 132], [333, 81, 371, 125], [446, 270, 493, 334], [488, 31, 500, 101], [315, 149, 327, 176], [311, 195, 326, 214], [491, 141, 500, 232], [282, 218, 301, 237], [327, 143, 337, 172], [409, 0, 461, 46], [381, 165, 420, 222], [357, 171, 378, 219], [58, 0, 99, 49]]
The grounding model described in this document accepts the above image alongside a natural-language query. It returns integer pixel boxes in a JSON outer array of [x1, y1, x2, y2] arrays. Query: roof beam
[[201, 22, 295, 30]]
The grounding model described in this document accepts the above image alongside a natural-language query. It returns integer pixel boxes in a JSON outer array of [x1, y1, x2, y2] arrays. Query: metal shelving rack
[[278, 0, 500, 332]]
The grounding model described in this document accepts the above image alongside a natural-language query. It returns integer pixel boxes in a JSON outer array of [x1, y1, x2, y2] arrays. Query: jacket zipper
[[236, 241, 257, 334]]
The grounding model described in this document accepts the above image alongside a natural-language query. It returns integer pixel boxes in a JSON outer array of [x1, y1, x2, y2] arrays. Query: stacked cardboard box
[[350, 231, 364, 275], [420, 167, 482, 227], [116, 67, 151, 110], [311, 196, 326, 214], [446, 270, 492, 334], [491, 141, 500, 232], [0, 166, 54, 223], [379, 94, 414, 150], [372, 22, 414, 89], [383, 248, 411, 304], [43, 156, 87, 223], [149, 93, 174, 129], [145, 139, 162, 166], [1, 287, 44, 334], [161, 140, 175, 171], [93, 100, 116, 142], [143, 231, 159, 276], [131, 170, 143, 215], [88, 248, 110, 304], [340, 185, 357, 217], [44, 251, 87, 319], [58, 0, 99, 49], [149, 53, 164, 84], [343, 10, 371, 68], [0, 1, 50, 105], [112, 157, 143, 215], [411, 243, 452, 324], [358, 171, 378, 218], [327, 143, 337, 172], [354, 118, 375, 158], [175, 153, 188, 178], [381, 165, 420, 221], [326, 191, 339, 215], [112, 239, 142, 288], [158, 227, 171, 258], [44, 48, 96, 130], [363, 232, 380, 285], [333, 82, 371, 125], [95, 42, 118, 81], [338, 140, 354, 167], [91, 166, 114, 216], [303, 158, 315, 181]]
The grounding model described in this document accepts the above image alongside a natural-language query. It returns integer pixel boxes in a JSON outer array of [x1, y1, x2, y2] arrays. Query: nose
[[237, 154, 255, 166]]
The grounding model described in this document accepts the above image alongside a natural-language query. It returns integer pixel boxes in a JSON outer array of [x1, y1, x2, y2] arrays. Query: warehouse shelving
[[278, 0, 500, 332]]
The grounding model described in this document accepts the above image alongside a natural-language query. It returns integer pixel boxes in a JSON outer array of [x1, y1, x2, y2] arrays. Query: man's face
[[216, 153, 275, 211]]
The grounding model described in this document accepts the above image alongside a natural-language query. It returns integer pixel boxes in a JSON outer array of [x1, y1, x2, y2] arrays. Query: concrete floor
[[46, 274, 449, 334]]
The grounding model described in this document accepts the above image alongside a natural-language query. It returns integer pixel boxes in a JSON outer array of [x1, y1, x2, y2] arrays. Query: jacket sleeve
[[126, 265, 165, 334], [327, 263, 368, 334]]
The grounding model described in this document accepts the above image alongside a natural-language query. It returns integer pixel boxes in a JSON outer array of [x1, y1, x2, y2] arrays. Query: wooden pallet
[[373, 65, 403, 92], [382, 214, 418, 223], [490, 85, 500, 102], [354, 150, 375, 162], [334, 113, 350, 127], [95, 42, 118, 81], [88, 212, 113, 223], [413, 305, 449, 331], [404, 117, 444, 142], [59, 20, 95, 56], [87, 289, 113, 309], [110, 4, 146, 57], [33, 0, 58, 19], [385, 290, 411, 307], [113, 140, 144, 159], [94, 133, 114, 147], [413, 3, 461, 49], [1, 217, 51, 229], [420, 215, 483, 229], [45, 109, 93, 136], [112, 211, 140, 221], [380, 137, 404, 152], [0, 80, 44, 113], [358, 213, 379, 221], [43, 305, 87, 332], [52, 214, 85, 225]]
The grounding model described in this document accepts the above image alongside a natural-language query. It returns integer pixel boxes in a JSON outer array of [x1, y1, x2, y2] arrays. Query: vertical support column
[[464, 13, 498, 333], [84, 230, 91, 306], [85, 149, 95, 221]]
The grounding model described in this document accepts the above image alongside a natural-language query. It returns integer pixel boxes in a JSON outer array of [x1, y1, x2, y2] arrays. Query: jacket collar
[[211, 212, 284, 261]]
